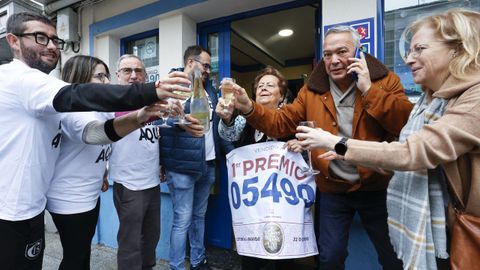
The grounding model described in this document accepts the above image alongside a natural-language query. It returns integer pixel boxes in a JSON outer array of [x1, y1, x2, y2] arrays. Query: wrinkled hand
[[232, 83, 253, 114], [215, 97, 234, 123], [179, 114, 204, 137], [295, 126, 340, 150], [283, 139, 305, 153], [155, 71, 191, 100], [347, 51, 371, 94]]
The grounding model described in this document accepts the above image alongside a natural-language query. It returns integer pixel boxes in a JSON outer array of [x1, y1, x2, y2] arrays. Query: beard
[[20, 42, 58, 74], [202, 72, 209, 83]]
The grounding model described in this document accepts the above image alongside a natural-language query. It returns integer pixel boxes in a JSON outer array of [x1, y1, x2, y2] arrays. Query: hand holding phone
[[351, 47, 362, 81]]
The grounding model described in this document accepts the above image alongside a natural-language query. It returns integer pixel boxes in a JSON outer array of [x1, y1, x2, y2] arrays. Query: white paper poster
[[226, 141, 318, 259]]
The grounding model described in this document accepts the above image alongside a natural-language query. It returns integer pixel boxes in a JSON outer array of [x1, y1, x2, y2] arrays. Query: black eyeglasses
[[92, 72, 111, 82], [193, 59, 211, 70], [15, 32, 65, 50], [117, 67, 145, 75]]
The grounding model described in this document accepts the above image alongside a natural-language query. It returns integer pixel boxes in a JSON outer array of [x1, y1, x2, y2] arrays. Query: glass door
[[121, 29, 160, 83]]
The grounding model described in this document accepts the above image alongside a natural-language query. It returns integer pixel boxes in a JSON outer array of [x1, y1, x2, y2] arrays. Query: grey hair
[[115, 54, 145, 71], [325, 25, 361, 48]]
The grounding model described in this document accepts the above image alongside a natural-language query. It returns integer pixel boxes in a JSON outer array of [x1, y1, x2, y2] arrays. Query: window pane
[[125, 35, 160, 83], [384, 0, 479, 100], [208, 33, 219, 89]]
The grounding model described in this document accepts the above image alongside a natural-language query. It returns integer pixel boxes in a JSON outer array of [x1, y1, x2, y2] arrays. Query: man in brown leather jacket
[[233, 25, 413, 269]]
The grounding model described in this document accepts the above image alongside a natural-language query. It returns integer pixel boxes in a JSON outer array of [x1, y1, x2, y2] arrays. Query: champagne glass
[[298, 121, 320, 175], [173, 86, 192, 125], [221, 77, 235, 113], [157, 98, 172, 128]]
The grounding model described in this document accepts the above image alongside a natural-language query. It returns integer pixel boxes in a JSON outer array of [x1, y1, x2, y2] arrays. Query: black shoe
[[191, 258, 212, 270]]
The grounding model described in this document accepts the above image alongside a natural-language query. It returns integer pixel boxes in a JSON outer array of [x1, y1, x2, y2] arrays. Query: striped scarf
[[386, 93, 449, 270]]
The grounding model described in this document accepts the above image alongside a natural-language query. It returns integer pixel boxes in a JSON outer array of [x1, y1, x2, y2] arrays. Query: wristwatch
[[334, 137, 349, 155]]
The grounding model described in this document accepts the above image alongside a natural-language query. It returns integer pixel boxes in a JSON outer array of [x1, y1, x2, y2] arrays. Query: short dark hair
[[183, 45, 211, 66], [7, 12, 56, 35], [62, 55, 110, 84]]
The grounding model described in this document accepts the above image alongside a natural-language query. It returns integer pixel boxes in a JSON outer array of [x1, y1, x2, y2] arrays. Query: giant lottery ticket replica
[[226, 141, 318, 259]]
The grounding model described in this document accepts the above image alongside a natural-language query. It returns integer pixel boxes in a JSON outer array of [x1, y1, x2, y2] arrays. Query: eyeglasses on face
[[193, 59, 211, 70], [92, 72, 111, 82], [404, 41, 447, 60], [15, 32, 65, 50], [117, 67, 145, 75], [404, 45, 427, 59]]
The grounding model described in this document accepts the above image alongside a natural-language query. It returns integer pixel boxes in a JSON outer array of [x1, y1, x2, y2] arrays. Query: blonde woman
[[295, 9, 480, 270]]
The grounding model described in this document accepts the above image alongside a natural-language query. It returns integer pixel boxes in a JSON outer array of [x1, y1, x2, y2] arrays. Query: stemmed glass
[[173, 76, 193, 125], [221, 77, 235, 113], [298, 121, 320, 175], [157, 98, 172, 128], [173, 90, 192, 125]]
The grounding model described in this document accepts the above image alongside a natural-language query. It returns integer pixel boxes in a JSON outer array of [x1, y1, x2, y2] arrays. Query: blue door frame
[[196, 0, 322, 251], [198, 22, 233, 249]]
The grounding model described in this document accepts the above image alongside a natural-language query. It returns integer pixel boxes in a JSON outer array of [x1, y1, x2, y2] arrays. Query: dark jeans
[[317, 191, 403, 270], [50, 199, 101, 270], [0, 211, 45, 270]]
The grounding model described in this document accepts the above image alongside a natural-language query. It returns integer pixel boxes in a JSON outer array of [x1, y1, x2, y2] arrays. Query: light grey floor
[[42, 230, 170, 270], [42, 212, 234, 270]]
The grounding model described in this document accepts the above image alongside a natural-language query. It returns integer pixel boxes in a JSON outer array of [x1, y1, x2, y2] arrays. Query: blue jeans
[[317, 191, 403, 270], [166, 162, 216, 270]]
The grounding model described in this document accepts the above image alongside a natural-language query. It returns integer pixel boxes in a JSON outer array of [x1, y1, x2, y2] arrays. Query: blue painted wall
[[346, 214, 382, 269], [93, 183, 173, 260]]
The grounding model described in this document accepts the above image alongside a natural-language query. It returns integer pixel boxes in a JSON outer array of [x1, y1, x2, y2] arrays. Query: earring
[[452, 51, 457, 58]]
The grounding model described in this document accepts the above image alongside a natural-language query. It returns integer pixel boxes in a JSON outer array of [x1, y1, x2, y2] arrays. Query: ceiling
[[230, 5, 317, 71]]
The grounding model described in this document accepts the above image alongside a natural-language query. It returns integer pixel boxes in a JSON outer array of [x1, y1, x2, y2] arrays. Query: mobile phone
[[351, 47, 362, 81], [169, 67, 184, 73]]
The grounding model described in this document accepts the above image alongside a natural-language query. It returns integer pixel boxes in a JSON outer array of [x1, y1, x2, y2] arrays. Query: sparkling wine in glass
[[173, 88, 192, 125], [157, 98, 172, 128], [298, 121, 320, 175], [221, 77, 235, 113]]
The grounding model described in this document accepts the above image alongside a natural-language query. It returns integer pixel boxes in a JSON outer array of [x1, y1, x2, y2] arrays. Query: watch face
[[335, 138, 348, 155]]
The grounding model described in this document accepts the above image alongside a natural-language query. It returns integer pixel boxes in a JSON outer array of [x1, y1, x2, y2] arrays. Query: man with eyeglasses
[[107, 54, 161, 270], [233, 25, 413, 269], [160, 45, 232, 270], [0, 12, 190, 270]]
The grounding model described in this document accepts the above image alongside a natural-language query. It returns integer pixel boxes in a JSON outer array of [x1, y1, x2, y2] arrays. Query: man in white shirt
[[0, 12, 190, 270], [109, 54, 161, 270]]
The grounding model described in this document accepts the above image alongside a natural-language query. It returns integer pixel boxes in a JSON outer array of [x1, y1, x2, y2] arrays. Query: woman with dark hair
[[216, 67, 298, 270], [61, 55, 111, 84], [217, 66, 290, 147], [46, 55, 163, 270]]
